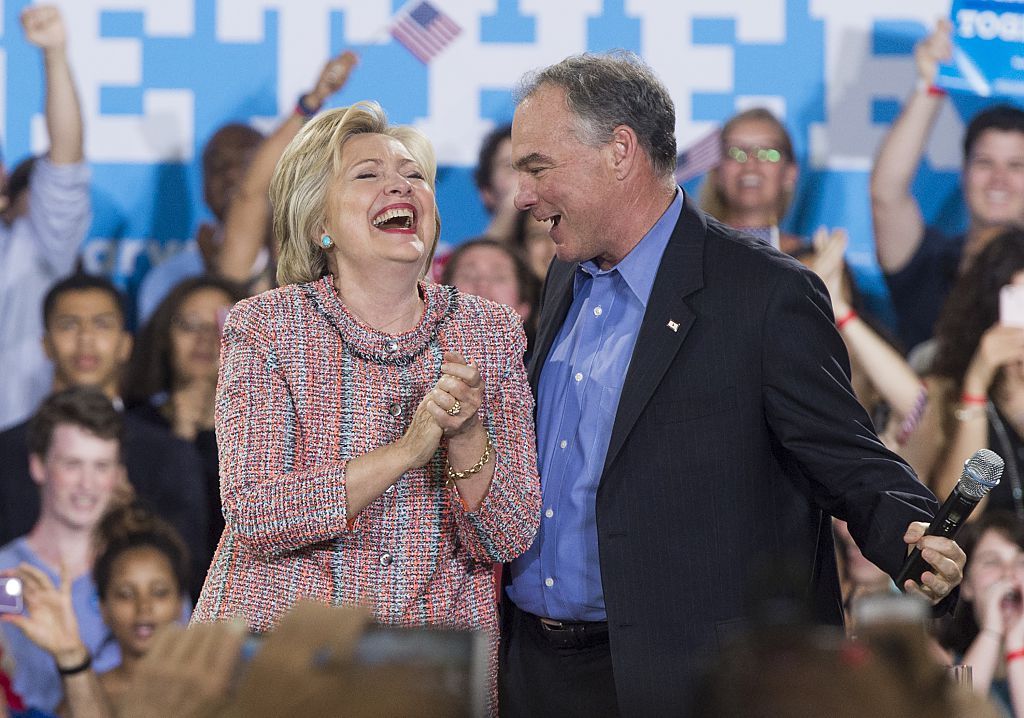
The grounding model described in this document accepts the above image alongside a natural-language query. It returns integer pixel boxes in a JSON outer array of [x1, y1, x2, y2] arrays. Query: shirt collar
[[576, 189, 683, 308]]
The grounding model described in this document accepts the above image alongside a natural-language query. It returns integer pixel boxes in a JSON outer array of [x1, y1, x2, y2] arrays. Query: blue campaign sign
[[937, 0, 1024, 97], [0, 0, 1008, 321]]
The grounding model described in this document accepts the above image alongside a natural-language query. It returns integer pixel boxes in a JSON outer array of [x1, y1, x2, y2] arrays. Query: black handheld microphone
[[896, 448, 1003, 590]]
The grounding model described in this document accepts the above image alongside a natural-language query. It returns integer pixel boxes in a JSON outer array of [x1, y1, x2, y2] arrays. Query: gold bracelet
[[445, 436, 493, 486]]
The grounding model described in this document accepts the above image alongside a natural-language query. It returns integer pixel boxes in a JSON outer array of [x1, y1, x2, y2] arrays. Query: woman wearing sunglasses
[[699, 107, 804, 255]]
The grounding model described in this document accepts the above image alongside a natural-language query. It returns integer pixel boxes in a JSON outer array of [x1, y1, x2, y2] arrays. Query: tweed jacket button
[[380, 553, 392, 566], [388, 402, 403, 417], [386, 340, 399, 353]]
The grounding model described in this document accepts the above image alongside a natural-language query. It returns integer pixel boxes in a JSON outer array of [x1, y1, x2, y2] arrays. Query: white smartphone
[[0, 577, 22, 614], [1001, 284, 1024, 328]]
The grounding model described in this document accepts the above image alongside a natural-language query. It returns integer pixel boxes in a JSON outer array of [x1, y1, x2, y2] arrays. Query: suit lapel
[[602, 196, 707, 475], [527, 260, 577, 392]]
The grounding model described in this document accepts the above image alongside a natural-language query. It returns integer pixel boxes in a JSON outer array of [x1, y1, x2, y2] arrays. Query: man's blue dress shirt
[[508, 190, 682, 621]]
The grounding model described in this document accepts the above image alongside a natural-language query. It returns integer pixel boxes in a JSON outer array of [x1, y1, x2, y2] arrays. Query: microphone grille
[[960, 449, 1004, 500]]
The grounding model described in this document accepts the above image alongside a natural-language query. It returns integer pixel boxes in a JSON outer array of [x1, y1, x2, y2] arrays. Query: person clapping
[[190, 101, 540, 714]]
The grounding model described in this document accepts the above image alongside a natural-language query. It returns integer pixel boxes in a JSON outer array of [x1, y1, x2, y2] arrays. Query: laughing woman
[[191, 101, 540, 709]]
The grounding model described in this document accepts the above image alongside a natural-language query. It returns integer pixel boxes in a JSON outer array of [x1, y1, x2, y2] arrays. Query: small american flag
[[674, 127, 722, 183], [390, 1, 462, 64]]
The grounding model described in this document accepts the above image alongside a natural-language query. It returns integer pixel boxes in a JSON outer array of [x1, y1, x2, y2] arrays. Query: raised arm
[[898, 376, 949, 482], [839, 312, 924, 429], [804, 228, 924, 423], [927, 325, 1024, 502], [0, 564, 113, 718], [16, 4, 90, 274], [21, 5, 83, 164], [870, 19, 951, 273], [217, 52, 357, 284]]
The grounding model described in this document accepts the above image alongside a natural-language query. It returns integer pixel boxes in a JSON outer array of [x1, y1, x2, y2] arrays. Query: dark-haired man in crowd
[[500, 52, 965, 717], [135, 123, 262, 324], [0, 388, 125, 712], [473, 124, 520, 240], [0, 5, 90, 431], [466, 123, 555, 281], [137, 51, 357, 324], [872, 20, 1024, 352], [0, 274, 208, 595]]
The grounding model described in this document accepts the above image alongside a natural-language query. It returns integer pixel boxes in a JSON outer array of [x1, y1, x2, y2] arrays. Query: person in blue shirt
[[0, 5, 91, 433], [2, 504, 190, 717], [500, 51, 967, 717], [0, 388, 126, 713]]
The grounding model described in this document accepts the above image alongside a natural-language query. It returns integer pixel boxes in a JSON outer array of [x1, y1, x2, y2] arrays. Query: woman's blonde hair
[[698, 107, 795, 225], [271, 101, 441, 286]]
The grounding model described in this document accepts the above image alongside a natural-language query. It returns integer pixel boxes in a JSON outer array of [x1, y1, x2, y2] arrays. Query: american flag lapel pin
[[667, 320, 679, 332]]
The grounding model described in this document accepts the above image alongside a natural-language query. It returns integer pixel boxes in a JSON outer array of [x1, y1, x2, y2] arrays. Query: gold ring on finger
[[447, 400, 461, 416]]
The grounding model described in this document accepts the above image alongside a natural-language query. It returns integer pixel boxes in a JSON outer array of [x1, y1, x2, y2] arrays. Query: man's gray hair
[[518, 51, 677, 178]]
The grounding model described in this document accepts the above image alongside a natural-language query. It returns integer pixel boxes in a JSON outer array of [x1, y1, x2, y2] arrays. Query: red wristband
[[836, 309, 857, 330], [1007, 648, 1024, 663], [916, 79, 947, 97], [960, 393, 988, 406]]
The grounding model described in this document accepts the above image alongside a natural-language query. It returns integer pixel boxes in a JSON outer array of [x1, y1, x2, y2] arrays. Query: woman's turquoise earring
[[320, 234, 334, 249]]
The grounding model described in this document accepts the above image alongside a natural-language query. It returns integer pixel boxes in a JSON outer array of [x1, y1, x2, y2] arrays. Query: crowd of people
[[0, 5, 1023, 717]]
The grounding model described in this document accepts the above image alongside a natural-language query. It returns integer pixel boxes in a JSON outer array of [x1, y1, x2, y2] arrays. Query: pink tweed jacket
[[192, 277, 541, 643]]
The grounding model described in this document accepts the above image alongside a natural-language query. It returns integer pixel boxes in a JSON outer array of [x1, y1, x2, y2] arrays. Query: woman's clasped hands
[[399, 351, 485, 468]]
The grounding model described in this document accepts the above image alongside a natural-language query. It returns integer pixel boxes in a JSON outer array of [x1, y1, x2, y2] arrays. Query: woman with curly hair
[[0, 505, 189, 718], [903, 228, 1024, 517]]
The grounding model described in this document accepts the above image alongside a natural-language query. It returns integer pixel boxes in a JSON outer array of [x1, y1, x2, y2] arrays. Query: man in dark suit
[[499, 52, 966, 717], [0, 273, 209, 596]]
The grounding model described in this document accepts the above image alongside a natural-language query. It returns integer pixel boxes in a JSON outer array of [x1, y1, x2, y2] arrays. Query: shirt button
[[574, 372, 583, 382], [386, 340, 399, 353], [559, 439, 567, 449], [379, 553, 392, 567], [593, 306, 603, 317], [544, 577, 554, 587], [388, 402, 403, 417], [545, 508, 554, 518]]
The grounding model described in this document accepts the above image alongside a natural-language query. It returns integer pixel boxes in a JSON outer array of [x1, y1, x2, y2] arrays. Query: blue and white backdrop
[[0, 0, 1009, 313]]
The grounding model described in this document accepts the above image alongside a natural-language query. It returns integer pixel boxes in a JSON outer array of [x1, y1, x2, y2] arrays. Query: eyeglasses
[[725, 146, 785, 164]]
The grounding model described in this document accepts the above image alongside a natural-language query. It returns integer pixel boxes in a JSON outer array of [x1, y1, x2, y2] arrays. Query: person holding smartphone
[[0, 388, 127, 713], [0, 505, 191, 718], [903, 228, 1024, 518]]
